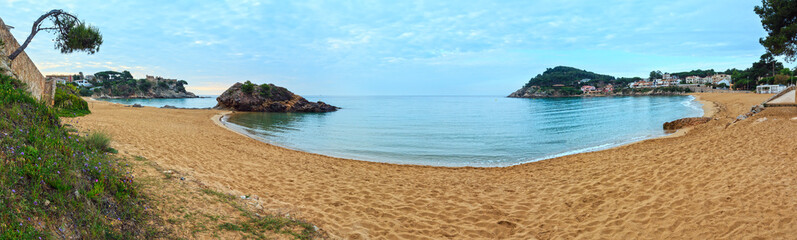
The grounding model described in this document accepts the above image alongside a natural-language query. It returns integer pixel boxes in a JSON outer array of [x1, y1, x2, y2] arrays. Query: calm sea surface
[[222, 95, 704, 167], [98, 96, 218, 109]]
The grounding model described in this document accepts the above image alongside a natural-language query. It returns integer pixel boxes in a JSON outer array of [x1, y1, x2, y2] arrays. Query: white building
[[685, 76, 700, 84], [756, 84, 787, 94], [712, 74, 732, 83], [75, 80, 93, 87]]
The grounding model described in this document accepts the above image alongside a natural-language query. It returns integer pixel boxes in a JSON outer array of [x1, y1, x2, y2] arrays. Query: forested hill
[[81, 70, 197, 98], [521, 66, 615, 88], [509, 66, 642, 98]]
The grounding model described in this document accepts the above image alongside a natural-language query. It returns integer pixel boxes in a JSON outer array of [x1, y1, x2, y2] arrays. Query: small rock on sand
[[663, 117, 712, 130]]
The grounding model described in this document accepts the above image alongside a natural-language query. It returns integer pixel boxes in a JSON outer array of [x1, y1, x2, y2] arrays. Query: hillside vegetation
[[521, 66, 615, 88], [54, 84, 90, 117], [0, 74, 155, 238], [71, 70, 197, 98], [509, 66, 693, 98]]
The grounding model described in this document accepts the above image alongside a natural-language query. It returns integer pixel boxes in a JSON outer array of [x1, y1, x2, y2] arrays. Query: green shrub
[[54, 85, 90, 117], [138, 79, 152, 92], [0, 73, 155, 238], [241, 81, 255, 94], [85, 131, 112, 152], [258, 84, 272, 97], [78, 87, 93, 96]]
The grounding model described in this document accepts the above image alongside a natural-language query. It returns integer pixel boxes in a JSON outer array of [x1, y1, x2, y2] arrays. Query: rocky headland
[[508, 85, 690, 98], [93, 88, 198, 99], [214, 82, 338, 112]]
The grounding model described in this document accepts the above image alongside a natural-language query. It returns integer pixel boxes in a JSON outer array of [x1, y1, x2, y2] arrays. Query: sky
[[0, 0, 776, 96]]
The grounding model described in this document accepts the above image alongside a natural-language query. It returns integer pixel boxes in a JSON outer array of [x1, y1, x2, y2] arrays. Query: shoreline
[[71, 93, 795, 239], [658, 94, 717, 139], [213, 94, 715, 168], [508, 92, 690, 98]]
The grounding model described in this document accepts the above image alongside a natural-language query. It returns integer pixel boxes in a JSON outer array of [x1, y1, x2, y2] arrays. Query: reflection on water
[[228, 113, 320, 136], [223, 95, 704, 167]]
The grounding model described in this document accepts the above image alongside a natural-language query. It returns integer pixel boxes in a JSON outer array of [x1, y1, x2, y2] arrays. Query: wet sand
[[68, 92, 797, 239]]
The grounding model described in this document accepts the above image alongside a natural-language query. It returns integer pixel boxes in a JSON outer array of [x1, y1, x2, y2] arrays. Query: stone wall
[[0, 17, 54, 105]]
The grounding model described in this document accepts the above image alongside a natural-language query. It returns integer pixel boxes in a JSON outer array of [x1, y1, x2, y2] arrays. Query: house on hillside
[[685, 76, 700, 84], [46, 74, 74, 83], [146, 75, 178, 83], [603, 84, 614, 93], [712, 74, 732, 84], [581, 85, 597, 93], [74, 80, 93, 87], [631, 81, 653, 88]]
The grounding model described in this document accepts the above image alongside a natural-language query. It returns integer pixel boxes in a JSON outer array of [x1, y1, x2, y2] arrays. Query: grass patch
[[85, 131, 112, 151], [201, 189, 234, 201], [0, 73, 158, 238], [200, 188, 320, 239]]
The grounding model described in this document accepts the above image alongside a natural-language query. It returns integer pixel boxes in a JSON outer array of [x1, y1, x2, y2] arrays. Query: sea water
[[223, 95, 704, 167], [98, 96, 219, 109]]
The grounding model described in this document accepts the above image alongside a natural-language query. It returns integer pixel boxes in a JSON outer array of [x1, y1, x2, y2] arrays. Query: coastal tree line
[[63, 70, 190, 97]]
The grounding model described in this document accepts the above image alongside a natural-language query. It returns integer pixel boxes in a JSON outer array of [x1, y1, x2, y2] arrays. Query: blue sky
[[0, 0, 774, 95]]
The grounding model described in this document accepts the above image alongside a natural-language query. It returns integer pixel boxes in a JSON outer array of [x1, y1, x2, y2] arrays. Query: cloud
[[193, 40, 221, 46], [1, 0, 770, 95]]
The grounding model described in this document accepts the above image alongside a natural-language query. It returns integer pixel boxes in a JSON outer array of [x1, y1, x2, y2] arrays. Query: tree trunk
[[8, 10, 62, 61]]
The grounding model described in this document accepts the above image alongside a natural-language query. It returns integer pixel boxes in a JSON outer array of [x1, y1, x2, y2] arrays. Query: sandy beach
[[66, 92, 797, 239]]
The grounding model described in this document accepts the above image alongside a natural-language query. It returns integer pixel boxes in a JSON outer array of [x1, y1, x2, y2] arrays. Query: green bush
[[85, 131, 113, 152], [54, 84, 90, 117], [259, 83, 272, 97], [78, 87, 93, 96], [137, 79, 151, 92], [241, 81, 255, 94], [1, 74, 154, 238]]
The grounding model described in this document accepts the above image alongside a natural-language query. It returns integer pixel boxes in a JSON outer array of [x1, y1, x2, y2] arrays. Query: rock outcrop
[[214, 82, 339, 113], [92, 83, 198, 99], [663, 117, 711, 130], [508, 87, 575, 98]]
